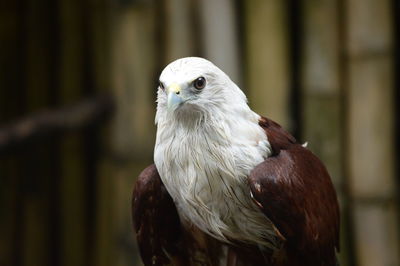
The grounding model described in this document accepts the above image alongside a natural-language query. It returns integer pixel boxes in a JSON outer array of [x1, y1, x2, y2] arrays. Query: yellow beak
[[168, 83, 181, 94]]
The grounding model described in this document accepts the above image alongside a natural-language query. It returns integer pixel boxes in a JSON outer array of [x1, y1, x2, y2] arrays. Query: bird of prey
[[132, 57, 340, 266]]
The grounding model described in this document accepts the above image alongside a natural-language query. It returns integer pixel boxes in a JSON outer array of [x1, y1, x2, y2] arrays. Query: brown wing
[[132, 164, 186, 266], [248, 117, 340, 266]]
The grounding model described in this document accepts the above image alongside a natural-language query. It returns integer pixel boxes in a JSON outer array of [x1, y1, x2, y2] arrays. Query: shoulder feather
[[258, 116, 296, 155]]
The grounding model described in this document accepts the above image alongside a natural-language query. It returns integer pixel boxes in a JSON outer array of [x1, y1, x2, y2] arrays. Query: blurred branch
[[0, 95, 114, 153]]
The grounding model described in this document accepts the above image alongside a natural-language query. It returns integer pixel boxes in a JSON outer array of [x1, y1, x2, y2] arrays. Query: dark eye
[[159, 81, 165, 90], [193, 77, 206, 90]]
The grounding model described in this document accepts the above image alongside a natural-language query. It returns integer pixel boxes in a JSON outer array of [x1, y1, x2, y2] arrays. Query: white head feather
[[156, 57, 249, 126], [154, 57, 277, 248]]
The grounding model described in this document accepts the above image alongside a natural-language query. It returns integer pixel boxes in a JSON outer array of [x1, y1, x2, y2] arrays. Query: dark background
[[1, 0, 399, 265]]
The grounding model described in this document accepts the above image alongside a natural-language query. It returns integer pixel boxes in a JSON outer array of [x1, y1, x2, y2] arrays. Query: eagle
[[132, 57, 340, 266]]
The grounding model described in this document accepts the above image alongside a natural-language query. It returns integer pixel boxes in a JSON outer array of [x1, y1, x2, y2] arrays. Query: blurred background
[[1, 0, 399, 265]]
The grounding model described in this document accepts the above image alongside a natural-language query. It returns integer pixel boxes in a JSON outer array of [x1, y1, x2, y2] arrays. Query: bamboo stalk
[[344, 0, 399, 265], [0, 1, 23, 265], [18, 1, 56, 265], [300, 1, 348, 264], [198, 0, 242, 86], [88, 0, 115, 265], [110, 2, 159, 265], [58, 0, 88, 265], [243, 0, 290, 129], [110, 4, 157, 160], [163, 0, 195, 63]]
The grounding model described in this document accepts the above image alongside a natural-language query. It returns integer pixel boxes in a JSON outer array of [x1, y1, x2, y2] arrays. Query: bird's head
[[156, 57, 248, 124]]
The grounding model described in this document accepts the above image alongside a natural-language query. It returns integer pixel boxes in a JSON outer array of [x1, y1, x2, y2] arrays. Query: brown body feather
[[249, 117, 340, 266], [132, 165, 186, 265], [132, 117, 340, 266]]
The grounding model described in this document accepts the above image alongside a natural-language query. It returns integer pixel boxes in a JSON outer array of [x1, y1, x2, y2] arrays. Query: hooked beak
[[167, 83, 183, 110]]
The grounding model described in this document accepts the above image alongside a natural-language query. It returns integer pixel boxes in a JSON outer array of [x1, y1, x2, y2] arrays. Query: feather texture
[[132, 57, 340, 266], [248, 117, 340, 266]]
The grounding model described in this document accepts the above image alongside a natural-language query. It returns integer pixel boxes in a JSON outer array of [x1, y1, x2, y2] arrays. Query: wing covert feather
[[248, 117, 340, 266]]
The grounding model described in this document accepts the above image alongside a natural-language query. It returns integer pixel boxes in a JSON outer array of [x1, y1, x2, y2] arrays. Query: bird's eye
[[159, 81, 165, 90], [193, 77, 206, 90]]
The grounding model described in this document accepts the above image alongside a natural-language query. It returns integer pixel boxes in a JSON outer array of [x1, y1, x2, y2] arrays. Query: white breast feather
[[155, 103, 279, 249]]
